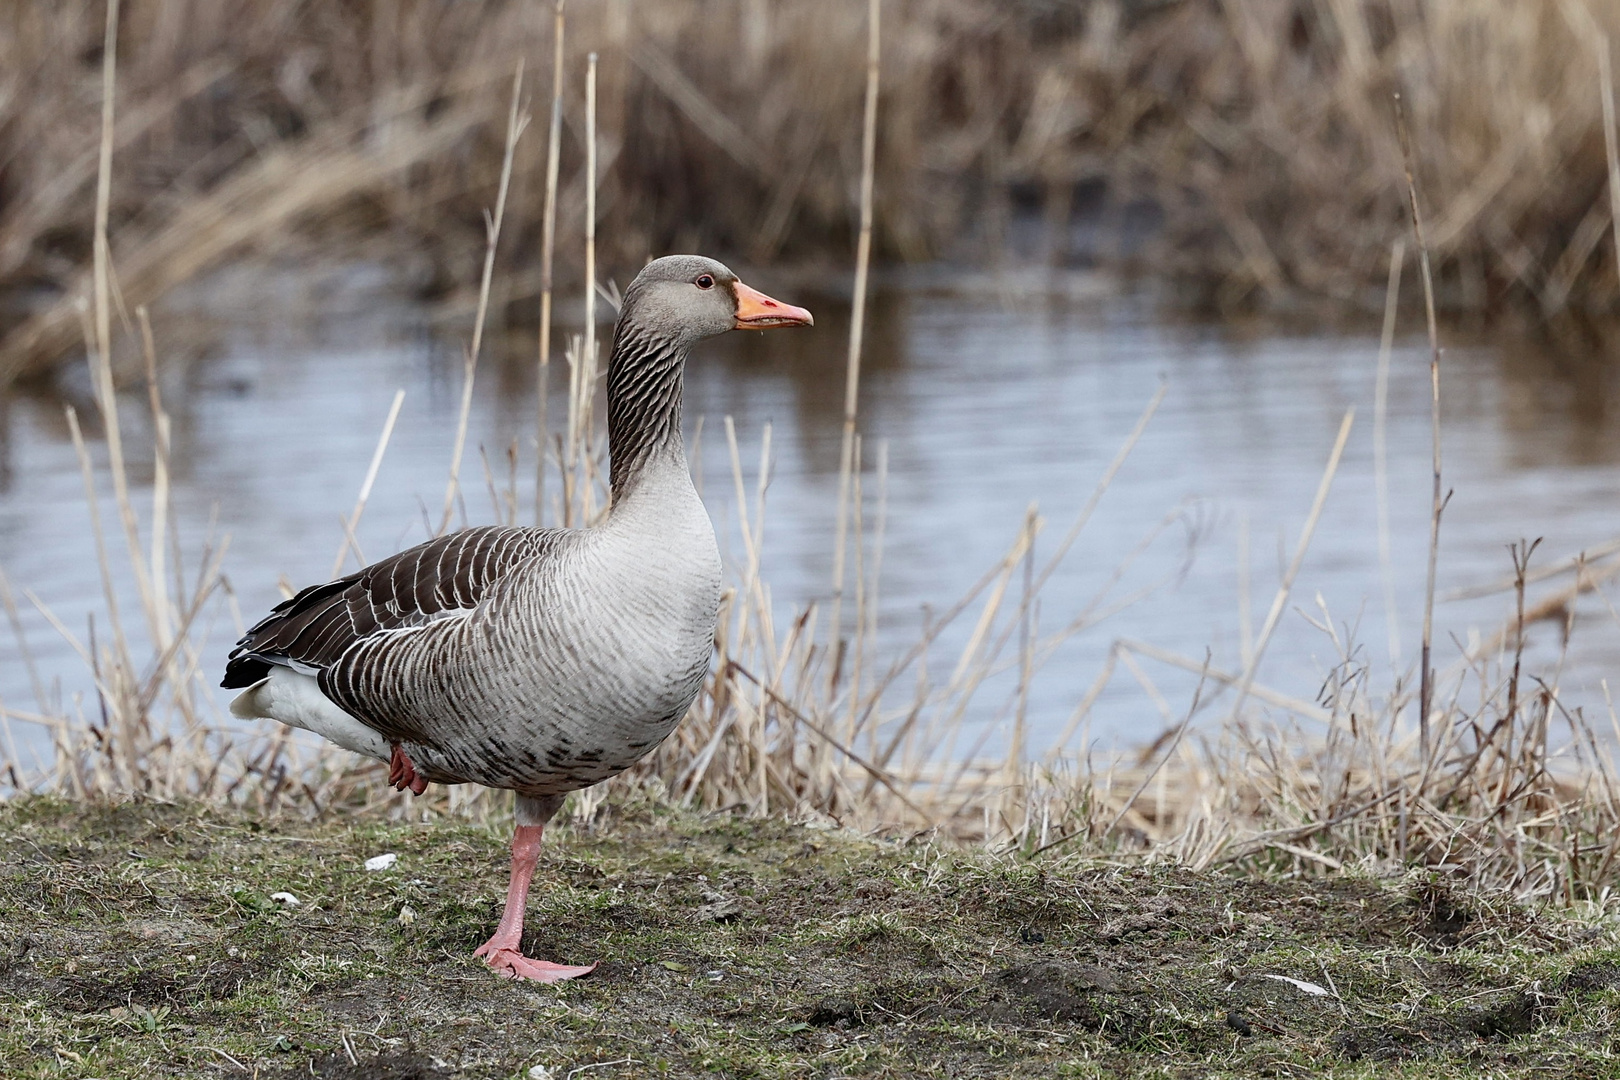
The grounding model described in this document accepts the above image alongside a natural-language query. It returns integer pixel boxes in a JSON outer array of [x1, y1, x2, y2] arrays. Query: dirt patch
[[997, 961, 1120, 1014], [805, 995, 864, 1027], [3, 796, 1617, 1078], [1464, 992, 1549, 1039], [1411, 878, 1476, 945], [1099, 894, 1182, 940], [48, 959, 264, 1012], [1562, 960, 1620, 994], [1332, 989, 1556, 1064], [272, 1053, 447, 1080], [976, 960, 1147, 1039]]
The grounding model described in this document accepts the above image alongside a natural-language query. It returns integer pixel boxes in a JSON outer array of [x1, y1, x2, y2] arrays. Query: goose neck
[[606, 322, 689, 502]]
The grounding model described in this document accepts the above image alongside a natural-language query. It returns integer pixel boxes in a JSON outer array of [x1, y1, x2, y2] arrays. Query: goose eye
[[695, 274, 715, 290]]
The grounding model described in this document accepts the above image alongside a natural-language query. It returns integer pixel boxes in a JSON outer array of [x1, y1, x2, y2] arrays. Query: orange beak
[[733, 280, 814, 330]]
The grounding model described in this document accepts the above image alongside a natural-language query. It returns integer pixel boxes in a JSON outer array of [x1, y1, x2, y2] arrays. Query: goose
[[222, 255, 812, 982]]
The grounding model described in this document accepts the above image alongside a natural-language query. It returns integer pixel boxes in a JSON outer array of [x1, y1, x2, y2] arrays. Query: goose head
[[618, 255, 813, 347]]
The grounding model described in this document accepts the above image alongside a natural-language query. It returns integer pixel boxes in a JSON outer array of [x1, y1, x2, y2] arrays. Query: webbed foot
[[474, 939, 596, 983]]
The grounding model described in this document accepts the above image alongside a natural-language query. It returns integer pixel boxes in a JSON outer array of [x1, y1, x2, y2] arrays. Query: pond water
[[4, 261, 1620, 768]]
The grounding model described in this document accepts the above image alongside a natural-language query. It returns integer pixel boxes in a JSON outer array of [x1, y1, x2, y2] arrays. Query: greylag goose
[[222, 255, 812, 981]]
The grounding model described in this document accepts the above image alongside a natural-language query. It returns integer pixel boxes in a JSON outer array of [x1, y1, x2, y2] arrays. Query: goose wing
[[222, 525, 553, 690]]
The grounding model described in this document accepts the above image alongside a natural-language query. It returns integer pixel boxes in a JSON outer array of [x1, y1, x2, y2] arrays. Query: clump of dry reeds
[[1131, 0, 1620, 317], [8, 0, 1620, 912], [1024, 590, 1620, 904], [12, 1, 1620, 388]]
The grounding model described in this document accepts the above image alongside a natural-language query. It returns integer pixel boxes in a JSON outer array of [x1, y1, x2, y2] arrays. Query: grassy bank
[[7, 0, 1620, 384], [5, 796, 1620, 1079]]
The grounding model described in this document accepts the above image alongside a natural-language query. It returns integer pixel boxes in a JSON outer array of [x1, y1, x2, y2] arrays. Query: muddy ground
[[3, 796, 1619, 1079]]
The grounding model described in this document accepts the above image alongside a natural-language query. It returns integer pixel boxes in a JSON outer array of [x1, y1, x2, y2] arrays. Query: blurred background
[[7, 0, 1620, 763]]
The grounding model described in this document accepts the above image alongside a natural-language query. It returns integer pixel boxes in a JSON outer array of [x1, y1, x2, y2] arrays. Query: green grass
[[3, 795, 1619, 1079]]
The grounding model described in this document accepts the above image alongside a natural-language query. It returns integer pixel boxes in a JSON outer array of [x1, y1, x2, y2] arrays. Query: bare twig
[[1506, 539, 1543, 731], [1444, 538, 1620, 601]]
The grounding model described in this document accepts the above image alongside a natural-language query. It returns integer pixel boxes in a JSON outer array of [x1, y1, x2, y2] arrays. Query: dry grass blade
[[1116, 640, 1333, 727], [1227, 409, 1354, 722], [1097, 655, 1211, 842], [333, 390, 407, 577], [1373, 239, 1405, 668]]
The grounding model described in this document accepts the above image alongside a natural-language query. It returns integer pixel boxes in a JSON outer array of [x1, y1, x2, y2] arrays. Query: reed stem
[[829, 0, 881, 651], [1395, 92, 1445, 758], [137, 308, 170, 649], [1373, 238, 1405, 669], [581, 52, 599, 525], [89, 0, 163, 653], [535, 0, 566, 526]]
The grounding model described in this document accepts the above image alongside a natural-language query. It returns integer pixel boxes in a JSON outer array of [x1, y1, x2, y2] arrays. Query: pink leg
[[388, 744, 428, 796], [472, 823, 596, 982]]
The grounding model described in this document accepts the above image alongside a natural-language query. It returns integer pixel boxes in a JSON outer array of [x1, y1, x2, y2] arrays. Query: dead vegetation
[[11, 1, 1620, 386], [8, 0, 1620, 920]]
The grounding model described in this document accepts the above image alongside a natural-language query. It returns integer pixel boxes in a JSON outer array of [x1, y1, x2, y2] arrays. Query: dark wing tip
[[221, 654, 272, 689]]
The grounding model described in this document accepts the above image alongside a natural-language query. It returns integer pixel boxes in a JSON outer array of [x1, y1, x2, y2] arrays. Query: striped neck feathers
[[606, 319, 690, 502]]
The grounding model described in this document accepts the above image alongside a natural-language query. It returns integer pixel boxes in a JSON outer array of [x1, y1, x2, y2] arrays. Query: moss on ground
[[3, 795, 1619, 1078]]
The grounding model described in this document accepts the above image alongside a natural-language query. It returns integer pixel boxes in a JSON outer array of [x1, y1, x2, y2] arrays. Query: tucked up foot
[[388, 743, 428, 795], [474, 937, 596, 982]]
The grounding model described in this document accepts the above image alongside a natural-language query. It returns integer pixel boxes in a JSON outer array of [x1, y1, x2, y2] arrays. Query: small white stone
[[270, 892, 301, 907], [527, 1066, 555, 1080], [364, 853, 398, 872]]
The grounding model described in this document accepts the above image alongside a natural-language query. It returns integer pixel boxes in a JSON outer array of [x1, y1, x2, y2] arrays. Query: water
[[4, 261, 1620, 767]]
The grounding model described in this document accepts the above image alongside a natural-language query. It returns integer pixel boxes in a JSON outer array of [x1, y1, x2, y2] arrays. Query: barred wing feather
[[222, 526, 550, 690]]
